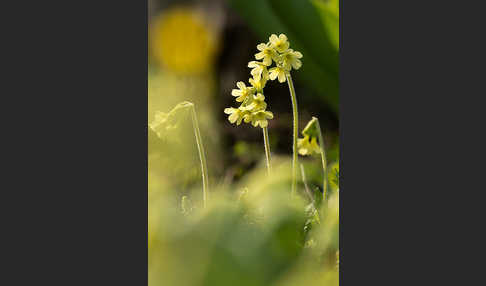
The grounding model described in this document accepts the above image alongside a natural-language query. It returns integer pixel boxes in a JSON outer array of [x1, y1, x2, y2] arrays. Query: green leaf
[[311, 0, 339, 51], [269, 0, 338, 72]]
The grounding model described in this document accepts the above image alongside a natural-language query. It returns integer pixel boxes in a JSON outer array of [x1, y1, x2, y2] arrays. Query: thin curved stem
[[314, 117, 328, 201], [263, 127, 271, 175], [286, 73, 298, 196], [189, 105, 209, 207], [300, 164, 320, 224]]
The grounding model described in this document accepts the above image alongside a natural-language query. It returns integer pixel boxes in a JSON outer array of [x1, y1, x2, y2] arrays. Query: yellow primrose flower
[[250, 110, 274, 128], [297, 135, 321, 156], [249, 75, 266, 93], [244, 93, 267, 112], [269, 66, 287, 83], [231, 81, 255, 102], [281, 49, 303, 70], [269, 33, 290, 53], [224, 107, 245, 125], [255, 42, 277, 66], [248, 61, 268, 81]]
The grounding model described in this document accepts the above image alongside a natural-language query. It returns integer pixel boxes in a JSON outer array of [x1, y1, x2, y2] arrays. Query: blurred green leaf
[[228, 0, 339, 114], [310, 0, 339, 51], [327, 161, 339, 192], [269, 0, 338, 71]]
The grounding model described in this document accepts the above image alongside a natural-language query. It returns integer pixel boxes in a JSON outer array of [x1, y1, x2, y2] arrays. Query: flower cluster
[[225, 33, 303, 128], [224, 72, 273, 128]]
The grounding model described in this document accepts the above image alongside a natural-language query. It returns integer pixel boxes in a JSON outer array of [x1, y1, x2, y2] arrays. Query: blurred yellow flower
[[250, 110, 274, 128], [243, 93, 267, 112], [269, 33, 290, 53], [150, 7, 218, 74], [249, 75, 266, 92], [248, 61, 268, 81], [281, 49, 303, 70], [255, 42, 276, 66], [224, 107, 246, 125]]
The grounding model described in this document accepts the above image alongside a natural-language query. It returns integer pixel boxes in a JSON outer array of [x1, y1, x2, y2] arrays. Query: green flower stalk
[[189, 104, 209, 207], [263, 127, 271, 175], [150, 101, 209, 207], [224, 33, 303, 186], [267, 34, 302, 196], [297, 117, 328, 200], [287, 72, 299, 196]]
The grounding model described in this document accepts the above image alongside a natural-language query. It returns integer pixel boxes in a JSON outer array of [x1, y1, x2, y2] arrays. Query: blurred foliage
[[328, 161, 339, 192], [227, 0, 339, 114], [149, 161, 339, 286]]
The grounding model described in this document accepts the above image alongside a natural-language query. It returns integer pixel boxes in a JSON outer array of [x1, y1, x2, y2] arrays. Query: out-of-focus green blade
[[310, 0, 340, 51], [269, 0, 339, 73]]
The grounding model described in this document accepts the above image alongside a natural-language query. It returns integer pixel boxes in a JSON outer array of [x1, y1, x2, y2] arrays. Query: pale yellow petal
[[231, 89, 242, 96], [229, 113, 238, 123], [257, 43, 267, 51], [281, 42, 290, 51], [236, 81, 245, 89], [268, 68, 278, 80], [292, 59, 302, 70], [278, 71, 286, 83], [255, 52, 265, 60], [269, 34, 278, 43], [251, 70, 261, 81], [248, 61, 258, 68], [262, 56, 272, 66]]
